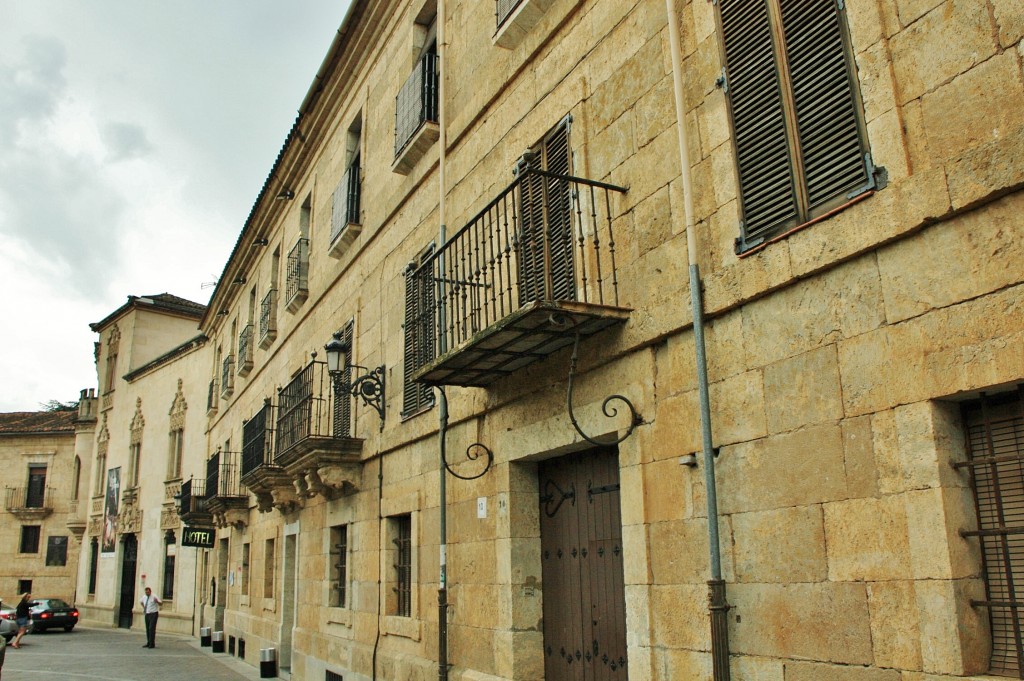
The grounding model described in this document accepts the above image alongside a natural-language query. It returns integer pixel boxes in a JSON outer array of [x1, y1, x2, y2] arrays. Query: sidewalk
[[0, 625, 265, 681]]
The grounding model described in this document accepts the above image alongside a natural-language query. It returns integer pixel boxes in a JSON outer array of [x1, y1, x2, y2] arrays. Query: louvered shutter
[[333, 321, 354, 438], [403, 246, 436, 416], [720, 0, 799, 241], [780, 0, 869, 209], [516, 117, 575, 305]]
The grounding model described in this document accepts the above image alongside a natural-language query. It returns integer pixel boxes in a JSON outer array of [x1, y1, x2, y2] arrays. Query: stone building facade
[[0, 409, 83, 604], [73, 0, 1024, 679]]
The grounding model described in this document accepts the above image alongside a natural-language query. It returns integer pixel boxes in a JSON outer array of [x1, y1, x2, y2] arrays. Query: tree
[[40, 399, 78, 412]]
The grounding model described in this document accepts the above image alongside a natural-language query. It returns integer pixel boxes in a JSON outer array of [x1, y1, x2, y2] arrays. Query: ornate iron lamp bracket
[[438, 387, 494, 481], [566, 333, 641, 446], [330, 366, 386, 432]]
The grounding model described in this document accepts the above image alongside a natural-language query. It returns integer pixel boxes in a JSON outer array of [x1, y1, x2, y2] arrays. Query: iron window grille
[[331, 524, 348, 608], [394, 52, 439, 158], [716, 0, 878, 253], [285, 238, 310, 311], [260, 289, 278, 346], [959, 388, 1024, 678], [331, 154, 361, 245], [496, 0, 524, 27], [392, 515, 412, 617], [221, 355, 235, 398], [238, 324, 254, 374], [207, 378, 219, 413]]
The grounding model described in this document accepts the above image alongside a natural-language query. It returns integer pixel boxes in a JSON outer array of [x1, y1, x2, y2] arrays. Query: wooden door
[[539, 448, 627, 680]]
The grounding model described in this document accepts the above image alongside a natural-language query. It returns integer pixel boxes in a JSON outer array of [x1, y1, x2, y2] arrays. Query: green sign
[[181, 527, 215, 548]]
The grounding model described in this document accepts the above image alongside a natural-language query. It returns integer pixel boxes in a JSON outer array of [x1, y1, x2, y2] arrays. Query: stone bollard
[[200, 627, 211, 647], [211, 631, 225, 653]]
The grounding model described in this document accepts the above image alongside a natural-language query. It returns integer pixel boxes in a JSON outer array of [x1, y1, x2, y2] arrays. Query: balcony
[[260, 288, 278, 348], [285, 238, 309, 313], [494, 0, 554, 48], [207, 378, 219, 415], [240, 400, 290, 513], [410, 164, 630, 387], [392, 53, 439, 175], [221, 355, 235, 399], [238, 324, 254, 376], [66, 499, 87, 539], [329, 155, 363, 258], [5, 486, 55, 520], [205, 450, 249, 529], [176, 477, 211, 526]]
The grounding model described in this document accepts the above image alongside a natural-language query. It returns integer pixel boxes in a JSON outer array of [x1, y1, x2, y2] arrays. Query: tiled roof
[[90, 293, 206, 331], [0, 411, 75, 434]]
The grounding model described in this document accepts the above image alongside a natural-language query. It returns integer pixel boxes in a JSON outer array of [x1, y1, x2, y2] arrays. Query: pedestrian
[[139, 587, 162, 649], [11, 593, 31, 649]]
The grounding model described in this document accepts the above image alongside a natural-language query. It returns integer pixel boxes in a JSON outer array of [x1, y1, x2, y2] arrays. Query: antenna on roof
[[201, 276, 219, 290]]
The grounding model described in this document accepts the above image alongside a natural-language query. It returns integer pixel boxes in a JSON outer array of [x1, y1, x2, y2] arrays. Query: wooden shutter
[[403, 246, 436, 416], [516, 116, 575, 304], [719, 0, 872, 249], [780, 0, 869, 209], [720, 0, 799, 241]]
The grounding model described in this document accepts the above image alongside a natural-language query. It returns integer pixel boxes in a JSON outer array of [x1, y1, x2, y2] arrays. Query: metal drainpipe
[[664, 1, 731, 679], [437, 0, 450, 678]]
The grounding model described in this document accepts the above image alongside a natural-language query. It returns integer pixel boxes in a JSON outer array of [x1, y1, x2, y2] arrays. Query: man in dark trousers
[[139, 587, 162, 648]]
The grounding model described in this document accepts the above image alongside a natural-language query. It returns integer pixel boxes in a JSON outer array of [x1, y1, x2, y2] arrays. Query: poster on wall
[[101, 467, 120, 554]]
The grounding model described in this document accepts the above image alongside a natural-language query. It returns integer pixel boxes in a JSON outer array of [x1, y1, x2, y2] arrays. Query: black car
[[29, 599, 78, 633]]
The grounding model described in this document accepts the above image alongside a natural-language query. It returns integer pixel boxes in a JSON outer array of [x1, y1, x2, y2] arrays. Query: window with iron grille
[[332, 152, 361, 244], [394, 52, 438, 159], [264, 537, 276, 599], [241, 542, 250, 597], [326, 671, 344, 681], [330, 524, 348, 608], [389, 514, 413, 617], [961, 389, 1024, 677], [20, 525, 40, 553], [163, 531, 176, 600], [716, 0, 878, 253], [242, 401, 272, 477], [403, 244, 436, 418]]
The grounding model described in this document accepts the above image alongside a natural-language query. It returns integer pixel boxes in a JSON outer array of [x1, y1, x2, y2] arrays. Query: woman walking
[[11, 593, 31, 649]]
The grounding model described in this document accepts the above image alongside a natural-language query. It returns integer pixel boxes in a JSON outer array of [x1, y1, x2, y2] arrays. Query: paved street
[[1, 626, 264, 681]]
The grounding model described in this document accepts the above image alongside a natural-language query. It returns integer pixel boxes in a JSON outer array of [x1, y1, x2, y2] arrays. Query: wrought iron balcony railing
[[285, 238, 309, 312], [394, 52, 439, 166], [177, 477, 209, 519], [260, 288, 278, 348], [5, 486, 55, 514], [409, 164, 630, 387], [241, 401, 275, 478], [238, 324, 254, 376], [207, 451, 247, 499], [275, 358, 348, 464], [221, 354, 235, 398]]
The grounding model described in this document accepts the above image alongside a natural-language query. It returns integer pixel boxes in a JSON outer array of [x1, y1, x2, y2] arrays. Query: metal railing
[[221, 355, 235, 398], [285, 238, 309, 308], [260, 288, 278, 344], [4, 486, 54, 511], [207, 378, 219, 412], [242, 401, 274, 478], [394, 52, 439, 158], [275, 359, 341, 460], [178, 478, 208, 516], [207, 450, 247, 498], [496, 0, 525, 27], [238, 324, 254, 373], [408, 165, 627, 362]]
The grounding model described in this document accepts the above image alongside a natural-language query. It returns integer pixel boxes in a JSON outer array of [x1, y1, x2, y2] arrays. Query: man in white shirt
[[139, 587, 162, 649]]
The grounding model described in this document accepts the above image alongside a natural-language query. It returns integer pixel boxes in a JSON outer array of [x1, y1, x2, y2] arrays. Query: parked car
[[0, 603, 19, 641], [28, 599, 78, 633]]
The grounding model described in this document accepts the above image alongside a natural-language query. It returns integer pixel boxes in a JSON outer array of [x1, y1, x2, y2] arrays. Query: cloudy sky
[[0, 1, 352, 412]]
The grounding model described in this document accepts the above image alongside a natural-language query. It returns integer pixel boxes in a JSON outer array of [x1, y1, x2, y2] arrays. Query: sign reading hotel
[[181, 526, 216, 548]]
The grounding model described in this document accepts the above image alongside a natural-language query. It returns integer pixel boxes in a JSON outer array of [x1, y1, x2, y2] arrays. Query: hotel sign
[[181, 527, 215, 548]]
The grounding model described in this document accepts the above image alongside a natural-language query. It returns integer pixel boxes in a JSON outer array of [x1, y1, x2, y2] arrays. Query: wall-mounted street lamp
[[324, 332, 386, 432]]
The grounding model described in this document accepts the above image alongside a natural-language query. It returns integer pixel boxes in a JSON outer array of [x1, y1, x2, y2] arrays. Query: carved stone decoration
[[160, 507, 180, 531], [117, 506, 143, 534], [212, 508, 249, 530], [168, 379, 187, 427], [130, 398, 145, 441], [164, 479, 182, 503], [271, 486, 303, 514], [252, 490, 275, 513], [308, 463, 361, 498], [87, 517, 102, 536]]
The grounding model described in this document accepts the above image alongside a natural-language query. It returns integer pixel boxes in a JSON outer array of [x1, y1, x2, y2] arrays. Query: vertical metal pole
[[437, 0, 449, 678], [666, 1, 731, 678], [438, 390, 449, 681]]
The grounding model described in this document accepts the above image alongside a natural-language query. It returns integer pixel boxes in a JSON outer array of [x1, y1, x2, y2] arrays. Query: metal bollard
[[259, 647, 278, 679], [200, 627, 211, 647], [211, 630, 225, 653]]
